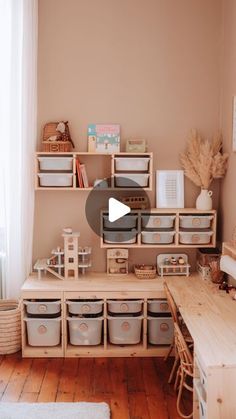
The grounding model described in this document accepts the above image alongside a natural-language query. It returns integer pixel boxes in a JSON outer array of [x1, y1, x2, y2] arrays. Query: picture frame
[[88, 124, 120, 154], [156, 170, 184, 208], [232, 96, 236, 151]]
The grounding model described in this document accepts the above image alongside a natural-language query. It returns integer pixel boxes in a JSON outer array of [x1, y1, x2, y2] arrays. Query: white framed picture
[[232, 96, 236, 151], [156, 170, 184, 208]]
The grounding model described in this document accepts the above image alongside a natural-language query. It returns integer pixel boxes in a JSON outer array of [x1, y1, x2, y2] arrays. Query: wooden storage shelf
[[101, 208, 217, 248], [35, 151, 153, 191], [21, 272, 170, 358]]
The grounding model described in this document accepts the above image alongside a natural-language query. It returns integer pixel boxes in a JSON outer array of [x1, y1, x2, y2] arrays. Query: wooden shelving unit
[[100, 208, 217, 249], [21, 272, 170, 358], [35, 151, 153, 191]]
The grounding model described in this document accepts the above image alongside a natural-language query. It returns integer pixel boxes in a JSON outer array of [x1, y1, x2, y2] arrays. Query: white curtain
[[0, 0, 38, 298]]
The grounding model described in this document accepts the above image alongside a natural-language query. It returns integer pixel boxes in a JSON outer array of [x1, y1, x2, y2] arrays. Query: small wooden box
[[126, 139, 146, 153], [42, 141, 72, 152], [197, 248, 221, 267]]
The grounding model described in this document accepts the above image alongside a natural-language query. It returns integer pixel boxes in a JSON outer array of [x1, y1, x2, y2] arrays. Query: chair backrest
[[174, 322, 193, 377], [163, 282, 179, 324]]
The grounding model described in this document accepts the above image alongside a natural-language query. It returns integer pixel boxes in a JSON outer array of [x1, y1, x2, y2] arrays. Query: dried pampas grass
[[180, 130, 228, 189]]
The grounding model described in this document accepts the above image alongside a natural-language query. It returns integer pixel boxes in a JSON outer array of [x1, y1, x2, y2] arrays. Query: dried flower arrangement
[[180, 130, 228, 189]]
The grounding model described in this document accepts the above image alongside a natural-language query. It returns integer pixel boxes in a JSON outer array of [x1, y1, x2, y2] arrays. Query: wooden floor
[[0, 353, 192, 419]]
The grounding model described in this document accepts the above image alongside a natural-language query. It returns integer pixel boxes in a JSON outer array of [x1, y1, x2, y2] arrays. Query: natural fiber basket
[[42, 122, 73, 152], [134, 265, 156, 279], [0, 300, 21, 354]]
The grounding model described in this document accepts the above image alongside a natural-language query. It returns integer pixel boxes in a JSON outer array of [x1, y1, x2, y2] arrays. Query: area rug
[[0, 402, 110, 419]]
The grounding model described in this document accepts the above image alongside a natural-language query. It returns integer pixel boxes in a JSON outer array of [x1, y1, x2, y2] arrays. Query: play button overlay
[[85, 176, 151, 241], [108, 198, 130, 222]]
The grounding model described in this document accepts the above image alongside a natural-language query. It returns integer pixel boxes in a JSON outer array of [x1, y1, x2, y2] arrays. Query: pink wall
[[34, 0, 222, 270], [220, 0, 236, 241]]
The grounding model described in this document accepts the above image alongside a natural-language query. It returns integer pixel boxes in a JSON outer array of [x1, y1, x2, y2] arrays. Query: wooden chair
[[174, 322, 193, 418], [163, 282, 193, 384]]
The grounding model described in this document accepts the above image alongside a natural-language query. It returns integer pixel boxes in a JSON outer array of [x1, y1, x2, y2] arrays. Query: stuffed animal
[[56, 121, 75, 147]]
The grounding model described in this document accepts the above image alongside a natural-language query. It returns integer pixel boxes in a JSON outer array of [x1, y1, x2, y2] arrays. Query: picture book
[[88, 124, 120, 153]]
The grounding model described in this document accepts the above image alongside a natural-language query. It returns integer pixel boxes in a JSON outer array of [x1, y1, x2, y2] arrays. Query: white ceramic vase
[[196, 189, 213, 210]]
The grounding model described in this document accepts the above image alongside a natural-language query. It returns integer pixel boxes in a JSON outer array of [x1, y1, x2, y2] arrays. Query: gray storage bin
[[148, 299, 170, 314], [107, 300, 143, 314], [108, 315, 143, 344], [38, 157, 73, 171], [25, 317, 61, 346], [67, 300, 103, 315], [38, 173, 73, 187], [148, 317, 173, 345], [194, 378, 207, 419], [67, 317, 103, 346], [179, 215, 213, 229], [25, 300, 61, 316], [179, 231, 213, 245], [104, 231, 137, 244], [142, 215, 175, 229], [141, 230, 175, 244], [103, 215, 137, 229]]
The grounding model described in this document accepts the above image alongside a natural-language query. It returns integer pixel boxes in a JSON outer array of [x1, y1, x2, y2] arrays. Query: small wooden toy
[[157, 254, 190, 277], [107, 249, 128, 275], [125, 139, 147, 153], [121, 196, 148, 209], [34, 229, 92, 280]]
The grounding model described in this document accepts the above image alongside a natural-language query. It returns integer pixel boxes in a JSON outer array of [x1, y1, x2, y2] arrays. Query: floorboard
[[0, 353, 192, 418]]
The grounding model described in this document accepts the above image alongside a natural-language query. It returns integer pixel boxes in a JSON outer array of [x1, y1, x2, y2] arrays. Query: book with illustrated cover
[[88, 124, 120, 153]]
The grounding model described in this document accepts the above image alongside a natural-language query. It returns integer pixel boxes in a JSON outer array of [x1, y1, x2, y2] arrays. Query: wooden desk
[[166, 276, 236, 419]]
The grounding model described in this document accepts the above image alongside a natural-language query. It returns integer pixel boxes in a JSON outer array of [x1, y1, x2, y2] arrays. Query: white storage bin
[[104, 231, 137, 244], [148, 317, 174, 345], [179, 215, 213, 229], [114, 174, 149, 188], [103, 215, 137, 229], [179, 231, 213, 245], [115, 157, 150, 172], [107, 315, 143, 344], [67, 317, 103, 346], [38, 173, 73, 187], [38, 157, 73, 171], [148, 299, 170, 314], [194, 378, 207, 419], [25, 300, 61, 316], [141, 231, 175, 244], [107, 300, 143, 314], [142, 215, 175, 229], [25, 317, 61, 346], [67, 300, 103, 315]]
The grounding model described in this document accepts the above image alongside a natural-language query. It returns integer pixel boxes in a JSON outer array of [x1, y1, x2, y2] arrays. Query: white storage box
[[141, 231, 175, 244], [179, 215, 213, 229], [67, 317, 103, 345], [38, 173, 73, 187], [107, 315, 143, 344], [142, 215, 175, 229], [25, 317, 61, 346], [115, 157, 149, 172], [67, 300, 103, 315], [147, 299, 170, 314], [194, 378, 207, 419], [148, 317, 174, 345], [38, 157, 73, 171], [114, 174, 149, 188], [25, 300, 61, 316], [107, 300, 143, 314], [104, 231, 137, 244], [179, 231, 213, 245], [103, 215, 137, 229]]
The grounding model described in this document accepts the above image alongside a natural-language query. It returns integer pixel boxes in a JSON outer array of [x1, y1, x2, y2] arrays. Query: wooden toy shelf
[[100, 208, 217, 248], [35, 151, 153, 191], [21, 272, 170, 358]]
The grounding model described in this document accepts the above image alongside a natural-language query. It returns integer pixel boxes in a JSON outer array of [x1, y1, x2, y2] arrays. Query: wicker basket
[[42, 122, 73, 152], [134, 265, 156, 279], [0, 300, 21, 354]]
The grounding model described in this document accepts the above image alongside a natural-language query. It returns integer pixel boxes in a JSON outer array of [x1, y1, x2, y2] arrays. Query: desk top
[[166, 276, 236, 369]]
